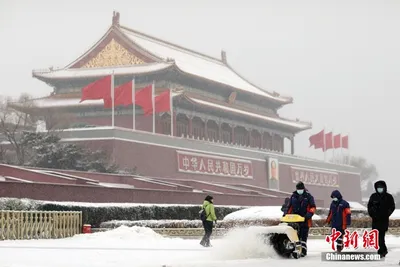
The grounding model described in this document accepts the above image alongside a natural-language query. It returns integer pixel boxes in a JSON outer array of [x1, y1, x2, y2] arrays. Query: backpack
[[199, 205, 208, 221]]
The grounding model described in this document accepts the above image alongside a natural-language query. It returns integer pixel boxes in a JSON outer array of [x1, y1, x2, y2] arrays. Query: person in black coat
[[367, 180, 395, 257]]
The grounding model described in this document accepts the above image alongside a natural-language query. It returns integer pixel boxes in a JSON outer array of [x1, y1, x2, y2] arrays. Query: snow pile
[[0, 197, 40, 210], [210, 226, 277, 260], [73, 226, 163, 241], [223, 206, 322, 221], [390, 209, 400, 219], [101, 219, 203, 229]]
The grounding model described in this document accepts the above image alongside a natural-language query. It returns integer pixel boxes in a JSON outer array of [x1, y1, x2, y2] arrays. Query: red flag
[[309, 130, 324, 149], [104, 83, 152, 111], [333, 134, 341, 148], [342, 135, 349, 149], [104, 81, 133, 108], [324, 132, 333, 151], [144, 89, 171, 115], [135, 84, 153, 114], [80, 75, 111, 102]]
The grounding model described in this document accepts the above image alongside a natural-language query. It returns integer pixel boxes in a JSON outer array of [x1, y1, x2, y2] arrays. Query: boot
[[200, 237, 206, 247], [300, 241, 307, 257]]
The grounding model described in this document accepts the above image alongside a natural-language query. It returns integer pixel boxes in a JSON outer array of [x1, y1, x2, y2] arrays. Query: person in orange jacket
[[325, 190, 351, 252]]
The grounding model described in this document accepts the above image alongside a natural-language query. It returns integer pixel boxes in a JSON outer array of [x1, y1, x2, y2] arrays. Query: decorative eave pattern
[[176, 93, 312, 131]]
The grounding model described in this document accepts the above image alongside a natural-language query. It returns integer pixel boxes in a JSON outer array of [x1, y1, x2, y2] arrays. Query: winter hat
[[296, 182, 305, 190], [205, 195, 213, 202]]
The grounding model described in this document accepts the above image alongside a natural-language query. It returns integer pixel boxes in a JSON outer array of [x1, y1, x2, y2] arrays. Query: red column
[[218, 122, 222, 142], [260, 131, 264, 149], [188, 116, 193, 138], [173, 112, 177, 137], [205, 119, 208, 140], [248, 129, 252, 147], [291, 137, 294, 154], [231, 127, 235, 144], [271, 134, 275, 150]]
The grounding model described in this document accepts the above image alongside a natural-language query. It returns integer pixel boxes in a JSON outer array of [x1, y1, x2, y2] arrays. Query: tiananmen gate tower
[[2, 11, 361, 208]]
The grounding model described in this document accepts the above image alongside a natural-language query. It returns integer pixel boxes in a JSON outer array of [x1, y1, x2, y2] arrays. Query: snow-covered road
[[0, 226, 399, 267]]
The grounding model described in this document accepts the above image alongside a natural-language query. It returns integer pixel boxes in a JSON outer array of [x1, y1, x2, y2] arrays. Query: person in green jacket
[[200, 195, 217, 247]]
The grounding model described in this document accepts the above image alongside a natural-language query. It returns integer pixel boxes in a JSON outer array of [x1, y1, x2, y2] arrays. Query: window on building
[[176, 114, 189, 137], [206, 120, 219, 142], [192, 117, 205, 140], [250, 130, 261, 148], [160, 114, 171, 135], [234, 126, 249, 146]]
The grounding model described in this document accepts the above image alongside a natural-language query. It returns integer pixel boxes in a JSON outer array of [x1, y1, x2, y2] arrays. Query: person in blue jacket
[[325, 190, 351, 252], [284, 181, 316, 257]]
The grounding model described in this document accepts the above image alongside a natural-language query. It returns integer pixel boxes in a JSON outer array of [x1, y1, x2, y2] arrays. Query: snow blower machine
[[259, 214, 305, 259]]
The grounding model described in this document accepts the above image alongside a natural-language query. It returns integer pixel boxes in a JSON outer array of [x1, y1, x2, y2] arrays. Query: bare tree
[[0, 94, 37, 165]]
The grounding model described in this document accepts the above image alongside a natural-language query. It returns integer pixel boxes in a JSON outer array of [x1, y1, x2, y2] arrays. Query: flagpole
[[111, 71, 115, 127], [347, 133, 350, 165], [332, 129, 335, 163], [340, 133, 343, 164], [132, 78, 135, 130], [152, 81, 155, 134], [323, 126, 326, 162], [170, 89, 173, 136]]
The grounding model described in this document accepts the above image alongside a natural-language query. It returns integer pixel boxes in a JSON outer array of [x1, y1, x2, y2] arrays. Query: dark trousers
[[299, 227, 309, 256], [373, 226, 387, 255], [200, 220, 213, 247], [335, 229, 345, 252]]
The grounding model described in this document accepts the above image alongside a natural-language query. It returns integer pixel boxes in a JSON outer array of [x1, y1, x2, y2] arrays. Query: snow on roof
[[120, 27, 290, 103], [28, 91, 183, 109], [188, 97, 311, 129], [33, 62, 173, 79], [29, 97, 103, 108], [223, 206, 322, 221], [96, 182, 136, 189], [348, 201, 367, 211]]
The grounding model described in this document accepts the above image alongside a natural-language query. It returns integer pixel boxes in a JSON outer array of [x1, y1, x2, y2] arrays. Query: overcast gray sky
[[1, 0, 399, 191]]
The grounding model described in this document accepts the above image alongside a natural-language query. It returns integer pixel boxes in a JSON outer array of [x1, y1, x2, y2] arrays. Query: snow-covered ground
[[1, 226, 399, 267]]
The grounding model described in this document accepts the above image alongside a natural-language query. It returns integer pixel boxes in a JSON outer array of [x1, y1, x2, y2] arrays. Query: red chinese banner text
[[290, 166, 339, 187], [325, 228, 379, 251], [177, 150, 253, 178]]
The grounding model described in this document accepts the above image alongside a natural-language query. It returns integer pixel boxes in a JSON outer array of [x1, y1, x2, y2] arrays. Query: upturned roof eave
[[177, 93, 311, 131]]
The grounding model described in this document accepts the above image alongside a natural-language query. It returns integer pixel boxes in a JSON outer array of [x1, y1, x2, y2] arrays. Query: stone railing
[[0, 211, 82, 240]]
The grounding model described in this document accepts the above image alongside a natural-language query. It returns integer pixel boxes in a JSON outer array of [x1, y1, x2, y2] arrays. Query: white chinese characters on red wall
[[177, 150, 253, 178], [291, 166, 339, 187]]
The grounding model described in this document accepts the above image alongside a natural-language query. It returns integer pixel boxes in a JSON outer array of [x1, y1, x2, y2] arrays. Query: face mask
[[332, 198, 338, 201], [297, 189, 304, 195], [377, 188, 384, 193]]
